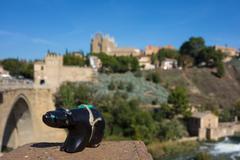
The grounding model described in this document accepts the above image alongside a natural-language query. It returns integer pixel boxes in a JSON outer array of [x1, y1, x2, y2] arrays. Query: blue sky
[[0, 0, 239, 60]]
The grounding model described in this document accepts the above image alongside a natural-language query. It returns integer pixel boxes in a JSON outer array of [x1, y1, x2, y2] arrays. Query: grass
[[148, 140, 200, 160]]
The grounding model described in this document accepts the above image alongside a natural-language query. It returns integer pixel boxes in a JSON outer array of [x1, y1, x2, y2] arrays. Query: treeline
[[56, 82, 191, 143], [92, 53, 140, 73], [63, 51, 89, 67], [0, 59, 33, 79], [179, 37, 225, 77], [151, 37, 226, 77]]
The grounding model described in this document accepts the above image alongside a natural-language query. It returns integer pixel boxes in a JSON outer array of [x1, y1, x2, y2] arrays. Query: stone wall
[[34, 54, 95, 92]]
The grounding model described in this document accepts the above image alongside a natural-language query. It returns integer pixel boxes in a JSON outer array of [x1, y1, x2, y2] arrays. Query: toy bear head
[[42, 107, 71, 128]]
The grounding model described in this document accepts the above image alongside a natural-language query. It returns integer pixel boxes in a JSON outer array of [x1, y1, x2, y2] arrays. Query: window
[[40, 79, 45, 85], [41, 66, 44, 70]]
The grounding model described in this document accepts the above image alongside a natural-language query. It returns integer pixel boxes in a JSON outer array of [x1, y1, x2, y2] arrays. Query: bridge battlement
[[0, 78, 34, 91], [0, 88, 66, 152]]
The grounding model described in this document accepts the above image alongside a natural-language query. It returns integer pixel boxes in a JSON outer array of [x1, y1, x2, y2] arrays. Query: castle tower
[[34, 53, 63, 88], [90, 33, 116, 54]]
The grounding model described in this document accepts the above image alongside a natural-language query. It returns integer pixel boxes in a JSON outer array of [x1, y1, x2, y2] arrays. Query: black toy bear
[[42, 104, 105, 153]]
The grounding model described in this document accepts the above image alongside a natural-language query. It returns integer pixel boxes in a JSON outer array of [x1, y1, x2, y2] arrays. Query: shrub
[[195, 152, 212, 160], [158, 119, 188, 141], [117, 81, 125, 90], [219, 108, 234, 122], [126, 82, 134, 92], [146, 72, 160, 84], [134, 71, 142, 77], [108, 81, 116, 90], [152, 99, 158, 105], [96, 94, 158, 143], [152, 72, 161, 83]]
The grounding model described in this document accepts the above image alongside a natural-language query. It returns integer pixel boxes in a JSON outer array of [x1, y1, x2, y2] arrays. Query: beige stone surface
[[34, 54, 95, 92], [0, 88, 66, 151], [1, 141, 153, 160]]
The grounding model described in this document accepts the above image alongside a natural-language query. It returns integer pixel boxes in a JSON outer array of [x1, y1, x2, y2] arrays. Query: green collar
[[77, 104, 95, 109]]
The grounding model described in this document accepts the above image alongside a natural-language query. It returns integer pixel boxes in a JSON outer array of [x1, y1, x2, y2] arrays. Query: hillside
[[157, 59, 240, 108], [94, 72, 169, 105]]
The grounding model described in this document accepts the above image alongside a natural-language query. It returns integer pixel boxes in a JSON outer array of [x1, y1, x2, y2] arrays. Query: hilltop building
[[138, 56, 155, 70], [34, 53, 95, 92], [145, 45, 175, 56], [214, 46, 239, 62], [91, 33, 142, 57], [160, 58, 178, 70], [145, 45, 161, 56]]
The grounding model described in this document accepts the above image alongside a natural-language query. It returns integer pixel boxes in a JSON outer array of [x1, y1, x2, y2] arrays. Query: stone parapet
[[0, 141, 153, 160]]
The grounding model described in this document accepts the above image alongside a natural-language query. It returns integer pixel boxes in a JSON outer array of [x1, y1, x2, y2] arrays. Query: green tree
[[92, 53, 139, 73], [197, 47, 224, 67], [56, 82, 76, 108], [180, 37, 206, 64], [63, 53, 88, 67], [157, 48, 179, 62], [168, 87, 191, 117], [95, 93, 158, 143], [151, 53, 159, 67], [56, 82, 94, 109], [1, 58, 33, 79], [216, 61, 225, 78], [178, 55, 194, 68]]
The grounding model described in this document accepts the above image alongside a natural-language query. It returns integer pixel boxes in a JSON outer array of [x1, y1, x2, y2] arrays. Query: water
[[205, 137, 240, 160], [163, 137, 240, 160]]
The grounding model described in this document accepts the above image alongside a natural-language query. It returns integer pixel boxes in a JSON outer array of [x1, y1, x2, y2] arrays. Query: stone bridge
[[0, 87, 65, 152]]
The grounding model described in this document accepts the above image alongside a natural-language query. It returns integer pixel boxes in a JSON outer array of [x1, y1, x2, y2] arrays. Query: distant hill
[[157, 59, 240, 108], [91, 59, 240, 109]]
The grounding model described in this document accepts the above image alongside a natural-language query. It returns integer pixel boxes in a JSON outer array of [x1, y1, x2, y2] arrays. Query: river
[[163, 137, 240, 160]]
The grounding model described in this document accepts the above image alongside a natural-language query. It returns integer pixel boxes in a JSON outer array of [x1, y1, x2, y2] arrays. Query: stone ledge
[[0, 141, 153, 160]]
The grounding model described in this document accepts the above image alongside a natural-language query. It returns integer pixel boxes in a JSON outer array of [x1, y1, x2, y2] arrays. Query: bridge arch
[[1, 94, 34, 152]]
